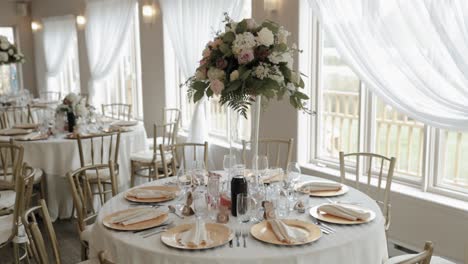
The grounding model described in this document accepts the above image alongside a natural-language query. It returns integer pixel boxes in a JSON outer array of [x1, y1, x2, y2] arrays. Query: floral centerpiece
[[56, 92, 89, 132], [186, 14, 309, 118], [0, 35, 25, 65]]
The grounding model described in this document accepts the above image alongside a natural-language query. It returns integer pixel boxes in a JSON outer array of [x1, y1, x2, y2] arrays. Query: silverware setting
[[133, 221, 174, 234], [235, 230, 241, 247], [142, 227, 170, 238], [310, 215, 335, 234], [242, 229, 248, 248]]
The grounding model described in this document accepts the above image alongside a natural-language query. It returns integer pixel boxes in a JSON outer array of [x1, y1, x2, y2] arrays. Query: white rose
[[65, 92, 80, 105], [256, 27, 274, 47], [7, 49, 14, 55], [230, 70, 239, 81], [207, 67, 225, 80], [0, 42, 9, 50], [277, 28, 290, 44], [0, 52, 8, 62]]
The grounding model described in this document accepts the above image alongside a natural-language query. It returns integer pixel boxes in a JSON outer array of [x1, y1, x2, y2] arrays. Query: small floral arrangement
[[0, 35, 25, 65], [186, 14, 309, 118], [56, 92, 89, 118]]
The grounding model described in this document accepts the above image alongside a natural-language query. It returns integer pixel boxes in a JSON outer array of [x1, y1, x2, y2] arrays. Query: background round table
[[15, 124, 148, 220], [89, 174, 389, 264]]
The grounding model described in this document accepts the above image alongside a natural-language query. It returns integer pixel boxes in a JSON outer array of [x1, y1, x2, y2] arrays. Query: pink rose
[[210, 79, 224, 95], [237, 49, 254, 64], [200, 58, 208, 66], [245, 18, 257, 30], [216, 58, 228, 69]]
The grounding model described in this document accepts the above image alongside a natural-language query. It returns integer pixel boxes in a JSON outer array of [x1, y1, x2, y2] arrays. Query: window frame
[[300, 3, 468, 202]]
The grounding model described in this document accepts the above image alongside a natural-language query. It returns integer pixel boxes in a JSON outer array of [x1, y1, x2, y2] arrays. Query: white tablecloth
[[89, 174, 388, 264], [17, 124, 148, 220]]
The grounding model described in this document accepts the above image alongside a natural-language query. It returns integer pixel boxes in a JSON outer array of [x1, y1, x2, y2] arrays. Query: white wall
[[0, 1, 36, 94]]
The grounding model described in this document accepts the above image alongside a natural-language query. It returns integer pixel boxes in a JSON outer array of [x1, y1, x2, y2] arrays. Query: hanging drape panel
[[42, 15, 76, 92], [160, 0, 246, 163], [85, 0, 136, 104], [310, 0, 468, 130]]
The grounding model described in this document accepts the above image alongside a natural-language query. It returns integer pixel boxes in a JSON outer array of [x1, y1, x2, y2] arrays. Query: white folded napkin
[[14, 132, 47, 141], [13, 123, 39, 129], [127, 188, 174, 199], [268, 219, 308, 244], [0, 128, 31, 136], [110, 208, 164, 226], [178, 220, 210, 247], [318, 203, 371, 221], [0, 190, 16, 210], [299, 181, 342, 192]]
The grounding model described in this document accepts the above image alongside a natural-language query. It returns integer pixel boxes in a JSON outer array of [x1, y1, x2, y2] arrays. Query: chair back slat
[[76, 132, 121, 168], [339, 151, 396, 231], [0, 142, 23, 187], [153, 122, 178, 157], [23, 199, 61, 264], [67, 162, 116, 233], [39, 91, 61, 101], [160, 142, 208, 179], [102, 103, 132, 121], [391, 241, 433, 264], [241, 138, 294, 169], [1, 106, 33, 128]]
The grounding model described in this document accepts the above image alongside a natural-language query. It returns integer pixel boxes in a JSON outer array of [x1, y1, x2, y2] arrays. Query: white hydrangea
[[7, 49, 14, 55], [256, 27, 274, 47], [0, 52, 8, 62], [232, 32, 256, 55], [268, 51, 293, 68], [277, 28, 290, 44], [207, 67, 225, 80], [0, 41, 9, 50], [253, 63, 269, 80], [65, 92, 80, 105]]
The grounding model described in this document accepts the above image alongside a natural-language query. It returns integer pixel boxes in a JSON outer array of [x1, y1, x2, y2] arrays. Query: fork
[[242, 228, 248, 248], [235, 229, 241, 247], [142, 226, 170, 238], [310, 215, 334, 234]]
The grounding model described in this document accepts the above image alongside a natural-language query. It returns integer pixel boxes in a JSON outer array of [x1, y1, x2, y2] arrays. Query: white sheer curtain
[[310, 0, 468, 130], [42, 15, 76, 93], [85, 0, 136, 105], [160, 0, 246, 167]]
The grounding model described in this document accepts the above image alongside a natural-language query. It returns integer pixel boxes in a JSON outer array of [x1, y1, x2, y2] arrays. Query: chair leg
[[81, 243, 88, 261], [40, 173, 47, 202]]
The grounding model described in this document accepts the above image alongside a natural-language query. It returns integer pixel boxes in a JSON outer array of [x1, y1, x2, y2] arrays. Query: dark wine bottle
[[231, 175, 248, 216]]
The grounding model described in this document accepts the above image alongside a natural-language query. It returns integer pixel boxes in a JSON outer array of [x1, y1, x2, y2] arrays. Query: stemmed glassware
[[190, 160, 207, 189], [236, 193, 251, 224], [286, 162, 301, 188], [193, 192, 209, 220]]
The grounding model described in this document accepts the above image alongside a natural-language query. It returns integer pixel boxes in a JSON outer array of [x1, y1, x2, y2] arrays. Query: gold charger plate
[[124, 185, 179, 203], [295, 181, 349, 197], [0, 128, 31, 136], [102, 208, 169, 231], [14, 133, 49, 141], [250, 219, 321, 246], [309, 204, 376, 225], [161, 223, 232, 250], [13, 123, 39, 130]]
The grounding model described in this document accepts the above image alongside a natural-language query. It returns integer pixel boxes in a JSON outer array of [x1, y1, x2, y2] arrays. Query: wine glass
[[286, 162, 301, 188], [223, 154, 236, 176], [176, 165, 191, 195], [236, 193, 250, 224], [253, 155, 269, 183], [191, 160, 206, 187], [193, 192, 209, 220]]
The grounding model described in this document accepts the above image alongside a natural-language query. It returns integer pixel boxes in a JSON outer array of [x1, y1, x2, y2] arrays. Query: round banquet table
[[14, 124, 148, 220], [89, 174, 389, 264]]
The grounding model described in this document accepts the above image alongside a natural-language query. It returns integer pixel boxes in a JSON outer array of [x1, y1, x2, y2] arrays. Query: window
[[94, 4, 143, 120], [165, 1, 252, 142], [301, 2, 468, 199], [0, 27, 20, 95]]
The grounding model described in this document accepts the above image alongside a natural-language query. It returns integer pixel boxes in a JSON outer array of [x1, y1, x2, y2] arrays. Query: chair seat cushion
[[130, 151, 172, 163], [80, 223, 94, 243], [0, 190, 15, 211], [0, 168, 43, 184], [0, 214, 14, 244], [386, 255, 453, 264]]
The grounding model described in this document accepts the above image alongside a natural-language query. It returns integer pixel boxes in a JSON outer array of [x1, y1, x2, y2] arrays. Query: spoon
[[168, 205, 184, 219]]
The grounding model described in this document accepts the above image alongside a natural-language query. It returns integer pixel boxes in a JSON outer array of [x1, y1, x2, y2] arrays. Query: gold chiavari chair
[[160, 142, 209, 178], [130, 123, 177, 186], [22, 199, 114, 264], [0, 141, 24, 190], [149, 108, 181, 150], [101, 103, 132, 121], [39, 91, 62, 102], [76, 132, 121, 203], [339, 151, 396, 231], [241, 138, 294, 169], [386, 241, 434, 264], [0, 162, 35, 263], [2, 105, 34, 128], [68, 162, 117, 261]]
